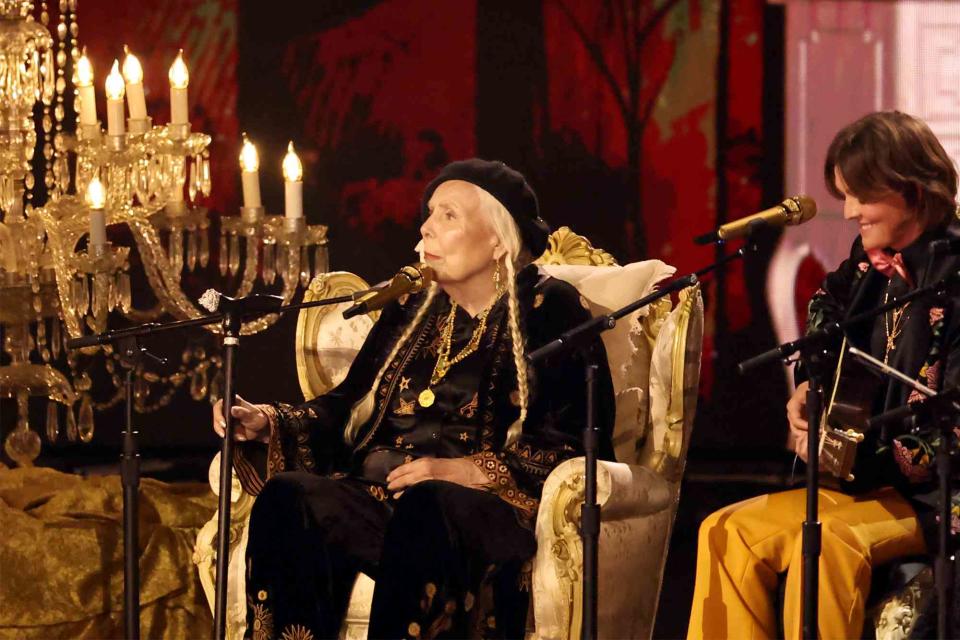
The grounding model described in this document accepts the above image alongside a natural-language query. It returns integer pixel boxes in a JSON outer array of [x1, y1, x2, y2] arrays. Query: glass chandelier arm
[[126, 217, 216, 325], [231, 235, 260, 299], [238, 249, 300, 336], [126, 219, 298, 336], [32, 208, 86, 340]]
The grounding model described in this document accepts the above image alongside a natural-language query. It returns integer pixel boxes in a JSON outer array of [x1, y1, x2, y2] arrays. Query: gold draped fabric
[[0, 464, 216, 639]]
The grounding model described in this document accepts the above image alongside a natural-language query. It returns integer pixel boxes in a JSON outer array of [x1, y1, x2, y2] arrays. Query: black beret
[[421, 158, 551, 258]]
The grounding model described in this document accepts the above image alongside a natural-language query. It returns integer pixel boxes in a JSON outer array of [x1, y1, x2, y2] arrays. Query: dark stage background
[[1, 1, 804, 636]]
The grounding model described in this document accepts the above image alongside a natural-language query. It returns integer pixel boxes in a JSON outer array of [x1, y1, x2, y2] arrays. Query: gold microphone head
[[400, 263, 435, 293], [783, 195, 817, 225]]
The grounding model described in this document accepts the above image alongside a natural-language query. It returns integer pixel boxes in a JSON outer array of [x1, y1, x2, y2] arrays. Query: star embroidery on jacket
[[459, 432, 469, 442], [395, 435, 405, 446], [394, 397, 416, 416], [399, 376, 411, 392]]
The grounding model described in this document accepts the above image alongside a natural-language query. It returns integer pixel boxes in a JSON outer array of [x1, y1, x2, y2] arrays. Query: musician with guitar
[[687, 111, 960, 640]]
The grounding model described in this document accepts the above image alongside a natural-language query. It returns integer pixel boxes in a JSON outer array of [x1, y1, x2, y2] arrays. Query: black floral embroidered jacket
[[802, 218, 960, 544], [235, 264, 616, 522]]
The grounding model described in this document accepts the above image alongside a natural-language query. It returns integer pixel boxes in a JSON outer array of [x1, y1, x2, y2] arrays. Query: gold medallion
[[418, 388, 435, 408]]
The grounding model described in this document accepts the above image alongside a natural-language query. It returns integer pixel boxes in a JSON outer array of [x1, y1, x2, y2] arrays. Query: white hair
[[344, 183, 532, 446]]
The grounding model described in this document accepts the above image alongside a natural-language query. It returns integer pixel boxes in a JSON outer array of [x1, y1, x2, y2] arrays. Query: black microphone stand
[[66, 292, 356, 640], [802, 338, 829, 638], [114, 336, 167, 640], [527, 244, 752, 640], [739, 267, 960, 640]]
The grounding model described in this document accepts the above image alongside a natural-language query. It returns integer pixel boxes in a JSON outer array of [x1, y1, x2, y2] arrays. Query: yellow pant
[[686, 486, 925, 640]]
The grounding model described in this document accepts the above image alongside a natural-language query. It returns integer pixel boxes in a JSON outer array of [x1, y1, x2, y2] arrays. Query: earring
[[493, 260, 503, 296]]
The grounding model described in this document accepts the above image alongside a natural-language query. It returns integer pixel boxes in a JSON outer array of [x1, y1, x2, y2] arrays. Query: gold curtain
[[0, 464, 216, 639]]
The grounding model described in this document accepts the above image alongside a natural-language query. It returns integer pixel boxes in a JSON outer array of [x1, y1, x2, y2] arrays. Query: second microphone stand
[[527, 245, 750, 639]]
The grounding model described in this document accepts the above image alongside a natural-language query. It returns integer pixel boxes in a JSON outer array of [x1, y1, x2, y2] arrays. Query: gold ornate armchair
[[194, 227, 704, 640]]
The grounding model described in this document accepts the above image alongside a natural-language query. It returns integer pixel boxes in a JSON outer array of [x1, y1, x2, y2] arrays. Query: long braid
[[343, 284, 438, 444], [503, 256, 528, 447]]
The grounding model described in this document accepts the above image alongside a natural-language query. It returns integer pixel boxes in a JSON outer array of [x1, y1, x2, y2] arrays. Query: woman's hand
[[386, 457, 489, 497], [212, 394, 271, 443], [786, 381, 810, 462]]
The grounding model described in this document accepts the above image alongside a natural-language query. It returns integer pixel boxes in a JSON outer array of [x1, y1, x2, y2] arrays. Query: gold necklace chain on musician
[[882, 288, 910, 364], [418, 299, 496, 408]]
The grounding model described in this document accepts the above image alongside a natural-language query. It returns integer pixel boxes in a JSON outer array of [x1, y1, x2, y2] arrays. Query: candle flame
[[168, 50, 189, 89], [86, 176, 106, 209], [122, 46, 144, 84], [239, 134, 259, 172], [77, 48, 93, 87], [282, 141, 303, 182], [105, 60, 125, 100]]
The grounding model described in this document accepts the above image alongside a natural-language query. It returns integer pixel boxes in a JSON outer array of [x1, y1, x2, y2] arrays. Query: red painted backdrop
[[32, 0, 787, 458]]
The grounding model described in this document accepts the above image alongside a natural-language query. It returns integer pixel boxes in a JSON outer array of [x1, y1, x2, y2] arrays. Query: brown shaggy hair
[[824, 111, 958, 227]]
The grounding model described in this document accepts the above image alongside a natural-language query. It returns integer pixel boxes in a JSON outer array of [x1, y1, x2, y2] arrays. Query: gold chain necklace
[[882, 288, 910, 364], [418, 301, 494, 408]]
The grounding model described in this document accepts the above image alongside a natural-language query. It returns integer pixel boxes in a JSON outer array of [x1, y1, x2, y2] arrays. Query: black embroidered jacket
[[802, 219, 960, 545], [235, 264, 616, 521]]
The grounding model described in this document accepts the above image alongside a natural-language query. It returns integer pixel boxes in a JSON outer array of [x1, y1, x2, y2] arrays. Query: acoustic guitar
[[817, 338, 884, 481]]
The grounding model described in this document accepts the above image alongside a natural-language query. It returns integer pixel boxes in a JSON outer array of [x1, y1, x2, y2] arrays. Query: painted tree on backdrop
[[550, 0, 685, 260]]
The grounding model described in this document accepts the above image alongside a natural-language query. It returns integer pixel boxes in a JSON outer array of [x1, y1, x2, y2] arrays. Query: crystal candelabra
[[0, 0, 329, 466]]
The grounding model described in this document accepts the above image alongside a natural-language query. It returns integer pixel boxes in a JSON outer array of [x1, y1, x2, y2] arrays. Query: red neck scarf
[[866, 248, 914, 287]]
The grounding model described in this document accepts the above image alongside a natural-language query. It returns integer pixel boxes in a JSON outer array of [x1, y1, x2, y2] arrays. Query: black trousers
[[244, 473, 536, 640]]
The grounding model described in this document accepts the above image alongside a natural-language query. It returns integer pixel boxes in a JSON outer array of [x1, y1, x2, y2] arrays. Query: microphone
[[198, 289, 284, 314], [342, 263, 435, 319], [198, 289, 223, 313], [694, 195, 817, 244]]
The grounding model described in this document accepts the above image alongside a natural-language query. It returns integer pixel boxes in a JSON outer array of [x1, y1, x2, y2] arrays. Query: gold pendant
[[418, 388, 435, 408]]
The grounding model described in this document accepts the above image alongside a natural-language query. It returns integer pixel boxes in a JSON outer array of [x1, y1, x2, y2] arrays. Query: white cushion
[[539, 261, 676, 464]]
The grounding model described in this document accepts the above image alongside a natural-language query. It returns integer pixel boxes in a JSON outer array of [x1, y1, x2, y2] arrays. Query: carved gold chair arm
[[531, 458, 672, 640], [644, 283, 703, 482], [193, 453, 257, 640]]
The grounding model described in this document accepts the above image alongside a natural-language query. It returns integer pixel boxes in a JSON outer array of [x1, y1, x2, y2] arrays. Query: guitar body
[[818, 338, 884, 481]]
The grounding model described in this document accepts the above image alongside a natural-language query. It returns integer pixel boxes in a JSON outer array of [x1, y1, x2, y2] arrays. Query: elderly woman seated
[[212, 159, 615, 639]]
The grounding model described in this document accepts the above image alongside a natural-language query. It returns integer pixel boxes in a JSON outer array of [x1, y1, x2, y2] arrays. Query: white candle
[[282, 141, 303, 220], [86, 176, 107, 251], [168, 50, 189, 125], [104, 60, 125, 137], [239, 134, 262, 208], [122, 46, 148, 120], [76, 50, 97, 127]]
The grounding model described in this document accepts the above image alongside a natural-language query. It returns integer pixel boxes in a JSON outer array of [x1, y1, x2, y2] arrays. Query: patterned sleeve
[[471, 279, 616, 522], [796, 235, 870, 384], [886, 301, 960, 489], [233, 296, 413, 495]]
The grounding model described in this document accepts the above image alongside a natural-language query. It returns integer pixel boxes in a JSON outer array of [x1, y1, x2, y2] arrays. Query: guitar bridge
[[819, 428, 863, 482]]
